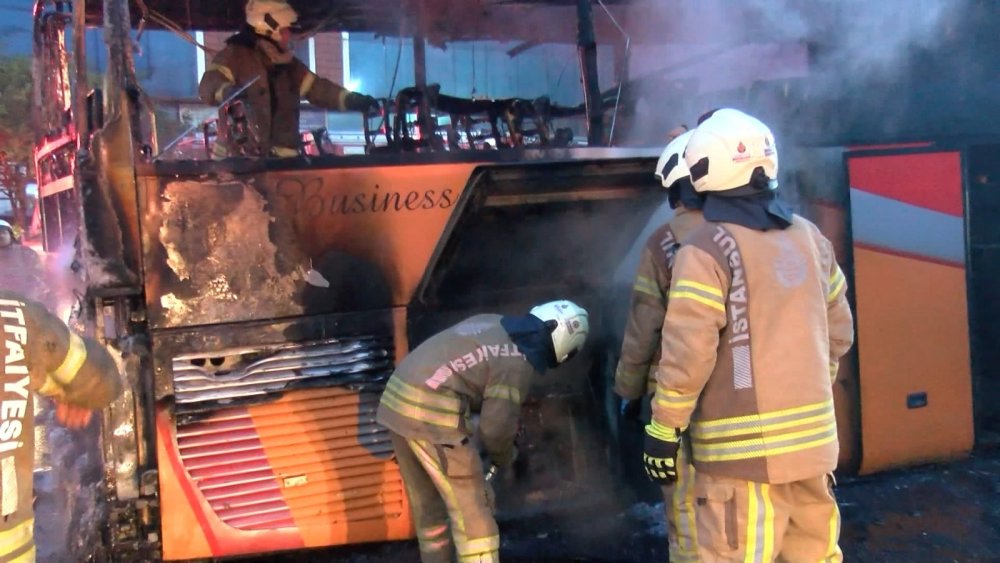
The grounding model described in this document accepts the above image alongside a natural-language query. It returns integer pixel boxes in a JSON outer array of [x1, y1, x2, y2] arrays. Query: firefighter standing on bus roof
[[198, 0, 379, 158], [643, 108, 855, 561], [614, 127, 705, 562], [376, 301, 589, 563], [0, 291, 123, 563]]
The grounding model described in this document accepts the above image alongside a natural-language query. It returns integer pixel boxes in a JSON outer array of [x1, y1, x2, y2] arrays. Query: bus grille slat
[[172, 335, 402, 532]]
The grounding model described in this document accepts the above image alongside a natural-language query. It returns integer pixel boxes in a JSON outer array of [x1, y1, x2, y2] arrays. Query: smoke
[[621, 0, 970, 144]]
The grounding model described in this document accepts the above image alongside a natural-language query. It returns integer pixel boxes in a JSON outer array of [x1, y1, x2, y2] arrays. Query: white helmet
[[0, 219, 13, 247], [246, 0, 298, 39], [530, 300, 589, 364], [654, 129, 693, 190], [683, 108, 778, 193]]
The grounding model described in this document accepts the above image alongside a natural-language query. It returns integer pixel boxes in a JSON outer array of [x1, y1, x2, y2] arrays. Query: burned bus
[[31, 0, 998, 561]]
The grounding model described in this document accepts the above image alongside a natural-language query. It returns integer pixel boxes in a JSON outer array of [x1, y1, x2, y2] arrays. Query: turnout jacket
[[376, 315, 535, 466], [614, 208, 705, 399], [651, 216, 854, 484], [198, 31, 354, 155], [0, 292, 122, 563]]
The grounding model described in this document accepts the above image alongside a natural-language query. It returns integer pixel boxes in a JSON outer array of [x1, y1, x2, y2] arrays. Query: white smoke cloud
[[621, 0, 961, 143]]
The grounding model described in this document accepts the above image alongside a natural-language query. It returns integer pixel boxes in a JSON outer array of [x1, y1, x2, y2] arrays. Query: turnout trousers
[[662, 441, 699, 563], [693, 472, 842, 562], [390, 431, 499, 563]]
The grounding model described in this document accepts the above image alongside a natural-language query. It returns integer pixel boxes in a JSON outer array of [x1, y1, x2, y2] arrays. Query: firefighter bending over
[[0, 291, 123, 562], [198, 0, 378, 158], [376, 301, 589, 563], [614, 128, 704, 562], [643, 109, 855, 561]]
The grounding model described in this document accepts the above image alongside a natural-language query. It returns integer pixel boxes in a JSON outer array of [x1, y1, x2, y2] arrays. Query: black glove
[[345, 92, 379, 113], [643, 422, 681, 484]]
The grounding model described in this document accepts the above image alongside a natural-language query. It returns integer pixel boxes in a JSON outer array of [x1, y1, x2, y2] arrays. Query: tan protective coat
[[376, 314, 535, 467], [198, 35, 353, 155], [615, 208, 705, 399], [652, 216, 854, 484], [0, 292, 122, 562]]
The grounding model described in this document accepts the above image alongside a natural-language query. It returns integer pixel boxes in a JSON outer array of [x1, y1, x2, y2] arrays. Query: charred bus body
[[32, 0, 664, 560], [30, 0, 998, 561]]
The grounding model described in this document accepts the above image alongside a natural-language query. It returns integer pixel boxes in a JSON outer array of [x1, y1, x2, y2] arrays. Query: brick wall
[[313, 32, 345, 83]]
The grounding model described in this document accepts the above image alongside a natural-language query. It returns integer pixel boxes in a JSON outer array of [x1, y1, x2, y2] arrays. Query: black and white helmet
[[530, 300, 589, 363]]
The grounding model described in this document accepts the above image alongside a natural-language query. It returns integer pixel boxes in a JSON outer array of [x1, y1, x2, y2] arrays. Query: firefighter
[[613, 128, 704, 562], [643, 109, 855, 561], [0, 291, 123, 563], [376, 300, 589, 563], [0, 220, 46, 304], [198, 0, 379, 158]]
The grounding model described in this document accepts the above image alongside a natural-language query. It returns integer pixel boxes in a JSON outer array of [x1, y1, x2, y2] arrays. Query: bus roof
[[85, 0, 634, 45]]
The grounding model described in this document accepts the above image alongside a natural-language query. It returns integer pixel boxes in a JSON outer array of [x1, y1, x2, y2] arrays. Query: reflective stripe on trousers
[[664, 442, 698, 563], [390, 432, 499, 563], [0, 518, 35, 563], [693, 473, 841, 562]]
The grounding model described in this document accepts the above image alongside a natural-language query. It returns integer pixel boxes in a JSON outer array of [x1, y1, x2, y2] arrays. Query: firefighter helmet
[[246, 0, 298, 39], [655, 129, 694, 190], [0, 219, 12, 247], [684, 108, 778, 193], [530, 300, 589, 364]]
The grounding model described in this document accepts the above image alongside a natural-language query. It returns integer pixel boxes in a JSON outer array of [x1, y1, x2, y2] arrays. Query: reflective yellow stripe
[[692, 404, 835, 441], [646, 420, 680, 441], [655, 389, 699, 410], [208, 63, 234, 83], [0, 518, 33, 553], [300, 72, 317, 97], [37, 376, 65, 398], [408, 439, 499, 563], [483, 384, 521, 405], [459, 535, 500, 558], [615, 363, 645, 383], [8, 545, 34, 563], [828, 268, 846, 302], [668, 290, 725, 312], [672, 444, 698, 561], [745, 481, 759, 563], [675, 279, 723, 298], [694, 423, 838, 463], [824, 482, 843, 562], [0, 519, 34, 563], [388, 378, 462, 412], [270, 146, 299, 157], [633, 275, 662, 299], [214, 82, 233, 103], [694, 399, 833, 430], [53, 333, 87, 386], [698, 421, 836, 454], [761, 483, 775, 562], [380, 384, 462, 428]]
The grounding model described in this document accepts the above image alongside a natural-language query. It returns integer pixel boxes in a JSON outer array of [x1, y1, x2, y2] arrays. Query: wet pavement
[[252, 445, 1000, 562]]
